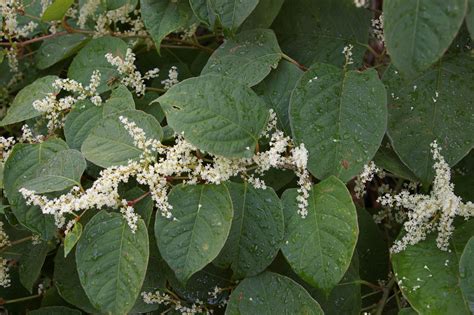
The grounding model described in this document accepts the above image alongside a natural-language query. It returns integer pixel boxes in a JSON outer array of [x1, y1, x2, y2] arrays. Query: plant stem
[[375, 277, 395, 315], [281, 53, 308, 71], [127, 191, 151, 206], [0, 236, 33, 253], [1, 294, 41, 305]]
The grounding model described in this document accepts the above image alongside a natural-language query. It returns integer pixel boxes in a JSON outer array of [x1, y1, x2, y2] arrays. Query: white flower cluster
[[161, 66, 180, 90], [378, 141, 474, 252], [354, 0, 368, 8], [20, 124, 44, 144], [105, 48, 159, 96], [354, 161, 384, 199], [343, 44, 354, 65], [142, 291, 212, 315], [32, 71, 102, 132], [0, 136, 15, 162], [95, 6, 148, 42], [0, 222, 11, 288], [78, 0, 101, 28], [372, 14, 384, 43], [20, 110, 312, 232]]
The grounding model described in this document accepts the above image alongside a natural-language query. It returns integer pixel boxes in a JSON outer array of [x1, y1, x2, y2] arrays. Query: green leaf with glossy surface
[[141, 0, 194, 52], [54, 247, 97, 313], [19, 241, 50, 292], [373, 140, 418, 182], [157, 75, 269, 158], [3, 139, 68, 239], [384, 0, 467, 77], [290, 63, 387, 182], [240, 0, 284, 30], [281, 176, 358, 293], [21, 149, 86, 194], [82, 110, 162, 167], [41, 0, 74, 21], [385, 53, 474, 184], [201, 29, 282, 87], [225, 271, 323, 315], [459, 236, 474, 311], [0, 76, 59, 126], [467, 0, 474, 40], [254, 61, 303, 135], [207, 0, 258, 33], [272, 0, 371, 67], [76, 211, 149, 314], [214, 182, 284, 279], [36, 34, 89, 69], [68, 36, 128, 93], [64, 222, 82, 258], [155, 184, 233, 283]]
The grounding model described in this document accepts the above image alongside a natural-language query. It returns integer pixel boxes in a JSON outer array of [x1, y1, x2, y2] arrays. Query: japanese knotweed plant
[[0, 0, 473, 314]]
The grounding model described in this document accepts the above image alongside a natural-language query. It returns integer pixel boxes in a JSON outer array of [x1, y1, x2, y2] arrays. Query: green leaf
[[41, 0, 74, 21], [154, 184, 233, 284], [19, 241, 50, 292], [254, 60, 303, 135], [384, 0, 467, 77], [3, 139, 68, 239], [459, 237, 474, 312], [68, 36, 128, 93], [453, 151, 474, 202], [201, 29, 282, 87], [225, 271, 323, 314], [385, 53, 474, 184], [81, 109, 162, 168], [64, 86, 135, 150], [272, 0, 371, 67], [141, 0, 195, 52], [36, 34, 89, 70], [290, 63, 387, 182], [21, 149, 86, 194], [64, 222, 82, 258], [76, 211, 149, 314], [157, 75, 269, 158], [27, 306, 82, 315], [373, 140, 419, 182], [392, 232, 471, 315], [106, 0, 138, 10], [281, 176, 358, 293], [54, 247, 98, 313], [214, 182, 284, 279], [0, 76, 59, 126], [467, 0, 474, 40], [207, 0, 259, 33], [240, 0, 284, 30]]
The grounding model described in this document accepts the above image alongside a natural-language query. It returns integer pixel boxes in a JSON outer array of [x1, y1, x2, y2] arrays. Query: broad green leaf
[[157, 75, 269, 158], [68, 36, 128, 93], [225, 271, 323, 314], [459, 237, 474, 311], [19, 241, 50, 292], [0, 162, 4, 189], [41, 0, 74, 21], [0, 76, 59, 126], [189, 0, 213, 26], [384, 0, 467, 77], [154, 184, 233, 283], [64, 86, 135, 150], [28, 306, 81, 315], [141, 0, 195, 52], [106, 0, 138, 10], [272, 0, 371, 67], [21, 149, 86, 194], [254, 60, 303, 135], [36, 34, 89, 70], [3, 139, 68, 239], [64, 222, 82, 258], [201, 29, 282, 87], [281, 176, 358, 293], [240, 0, 284, 30], [54, 247, 97, 313], [214, 182, 284, 279], [392, 232, 471, 315], [81, 110, 162, 168], [76, 211, 149, 314], [468, 0, 474, 40], [453, 151, 474, 202], [290, 63, 387, 182], [373, 140, 418, 182], [207, 0, 258, 33], [399, 308, 418, 315], [385, 53, 474, 184]]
